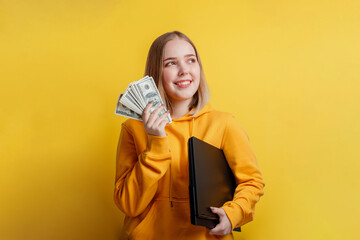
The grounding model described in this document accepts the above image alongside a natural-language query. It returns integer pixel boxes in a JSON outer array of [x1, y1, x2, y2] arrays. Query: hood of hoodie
[[170, 103, 213, 138], [171, 103, 213, 123]]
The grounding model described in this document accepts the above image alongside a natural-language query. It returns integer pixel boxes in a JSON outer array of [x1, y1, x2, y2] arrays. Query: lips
[[174, 80, 192, 87]]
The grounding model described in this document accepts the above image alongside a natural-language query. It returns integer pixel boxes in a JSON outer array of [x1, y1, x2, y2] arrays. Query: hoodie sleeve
[[114, 123, 171, 217], [220, 115, 265, 229]]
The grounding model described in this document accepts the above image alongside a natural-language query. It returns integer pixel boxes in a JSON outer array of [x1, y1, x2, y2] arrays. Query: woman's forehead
[[163, 39, 196, 58]]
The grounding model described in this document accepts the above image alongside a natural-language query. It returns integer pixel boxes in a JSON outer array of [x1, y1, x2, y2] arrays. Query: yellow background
[[1, 0, 359, 239]]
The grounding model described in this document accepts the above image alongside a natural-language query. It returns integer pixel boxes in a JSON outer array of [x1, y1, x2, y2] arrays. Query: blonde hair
[[144, 31, 209, 115]]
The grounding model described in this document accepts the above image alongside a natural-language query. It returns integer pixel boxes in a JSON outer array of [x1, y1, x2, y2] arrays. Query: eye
[[188, 58, 196, 63], [165, 62, 175, 66]]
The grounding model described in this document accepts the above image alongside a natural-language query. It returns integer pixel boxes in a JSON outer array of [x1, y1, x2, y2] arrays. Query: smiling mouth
[[175, 80, 192, 86]]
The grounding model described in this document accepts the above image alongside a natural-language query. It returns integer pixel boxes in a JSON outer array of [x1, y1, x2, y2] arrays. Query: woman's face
[[162, 38, 201, 105]]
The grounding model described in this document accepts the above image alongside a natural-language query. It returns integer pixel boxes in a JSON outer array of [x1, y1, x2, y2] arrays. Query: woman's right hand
[[142, 101, 170, 137]]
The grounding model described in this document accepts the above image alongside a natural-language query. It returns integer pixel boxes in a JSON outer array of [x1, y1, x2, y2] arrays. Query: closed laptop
[[188, 136, 240, 231]]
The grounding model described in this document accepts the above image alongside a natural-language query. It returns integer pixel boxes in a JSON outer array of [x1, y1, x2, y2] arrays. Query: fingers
[[208, 207, 232, 236], [208, 207, 224, 234], [142, 101, 170, 137], [153, 110, 170, 127], [210, 206, 224, 216], [142, 101, 153, 122], [146, 104, 166, 127]]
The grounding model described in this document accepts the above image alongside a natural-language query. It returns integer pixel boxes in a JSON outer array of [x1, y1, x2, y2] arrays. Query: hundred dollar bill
[[115, 94, 142, 120], [115, 76, 172, 123], [130, 78, 147, 107], [133, 76, 172, 123], [128, 82, 145, 109], [119, 83, 143, 115]]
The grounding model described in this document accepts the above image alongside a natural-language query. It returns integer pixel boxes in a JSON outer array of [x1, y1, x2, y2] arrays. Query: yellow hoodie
[[114, 104, 264, 239]]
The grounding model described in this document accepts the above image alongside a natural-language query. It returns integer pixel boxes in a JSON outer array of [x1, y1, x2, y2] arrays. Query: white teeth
[[176, 81, 190, 86]]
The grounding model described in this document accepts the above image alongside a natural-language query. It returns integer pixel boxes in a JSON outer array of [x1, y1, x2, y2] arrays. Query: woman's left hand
[[208, 207, 232, 236]]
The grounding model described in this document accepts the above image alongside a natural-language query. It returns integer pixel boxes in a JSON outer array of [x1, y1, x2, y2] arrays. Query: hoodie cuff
[[221, 201, 245, 229], [146, 135, 170, 156]]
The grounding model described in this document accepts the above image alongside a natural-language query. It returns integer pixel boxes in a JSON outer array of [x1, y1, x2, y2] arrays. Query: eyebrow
[[163, 54, 196, 62]]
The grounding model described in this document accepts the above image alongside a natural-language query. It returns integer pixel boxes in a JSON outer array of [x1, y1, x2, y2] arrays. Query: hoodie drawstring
[[169, 161, 173, 207], [190, 116, 195, 137], [170, 116, 196, 207]]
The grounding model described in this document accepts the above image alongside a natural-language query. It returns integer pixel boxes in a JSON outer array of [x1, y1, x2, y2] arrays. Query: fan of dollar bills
[[115, 76, 172, 123]]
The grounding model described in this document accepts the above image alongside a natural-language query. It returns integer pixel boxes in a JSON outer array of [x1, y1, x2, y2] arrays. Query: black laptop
[[188, 136, 241, 231]]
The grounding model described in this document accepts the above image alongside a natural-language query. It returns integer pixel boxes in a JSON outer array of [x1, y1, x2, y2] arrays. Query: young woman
[[114, 31, 264, 239]]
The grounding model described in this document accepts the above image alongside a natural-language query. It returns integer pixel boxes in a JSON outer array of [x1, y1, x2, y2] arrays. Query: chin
[[169, 94, 193, 103]]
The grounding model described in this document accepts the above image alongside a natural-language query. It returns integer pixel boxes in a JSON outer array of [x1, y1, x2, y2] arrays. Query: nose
[[178, 61, 189, 76]]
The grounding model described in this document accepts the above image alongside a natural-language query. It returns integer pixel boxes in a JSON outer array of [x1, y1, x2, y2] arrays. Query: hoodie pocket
[[129, 201, 157, 239]]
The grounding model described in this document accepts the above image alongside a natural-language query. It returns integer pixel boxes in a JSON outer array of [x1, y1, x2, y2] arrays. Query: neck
[[170, 99, 192, 119]]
